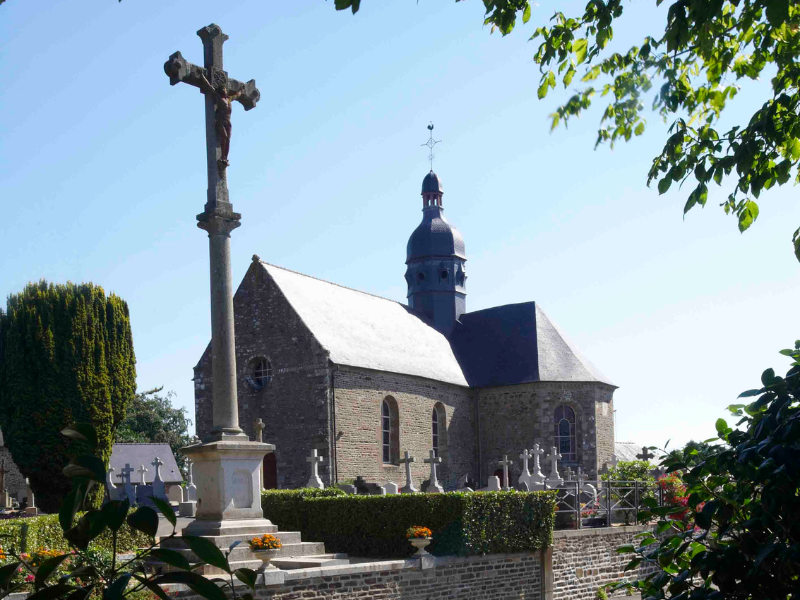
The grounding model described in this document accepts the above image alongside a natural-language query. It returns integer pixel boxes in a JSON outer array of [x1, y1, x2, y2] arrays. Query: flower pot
[[252, 548, 280, 571], [409, 537, 432, 556]]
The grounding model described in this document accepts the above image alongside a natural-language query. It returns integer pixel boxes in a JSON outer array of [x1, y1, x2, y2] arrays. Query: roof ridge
[[256, 260, 402, 305]]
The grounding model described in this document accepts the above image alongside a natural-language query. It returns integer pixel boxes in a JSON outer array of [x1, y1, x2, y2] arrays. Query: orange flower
[[406, 526, 432, 539]]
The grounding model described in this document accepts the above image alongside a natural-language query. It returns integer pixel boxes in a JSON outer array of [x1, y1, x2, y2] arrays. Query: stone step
[[271, 554, 350, 570], [160, 530, 303, 549], [147, 541, 327, 569]]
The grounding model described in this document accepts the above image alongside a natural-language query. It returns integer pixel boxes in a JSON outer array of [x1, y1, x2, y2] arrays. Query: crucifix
[[120, 463, 135, 485], [530, 444, 546, 485], [164, 24, 261, 440], [498, 455, 513, 491], [306, 449, 325, 489], [151, 457, 165, 482], [546, 447, 564, 487], [254, 418, 265, 443], [424, 450, 444, 493], [519, 449, 532, 484], [137, 464, 148, 485], [399, 451, 417, 494]]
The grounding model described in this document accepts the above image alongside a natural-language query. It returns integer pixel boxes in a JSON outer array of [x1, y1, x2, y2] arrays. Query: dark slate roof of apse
[[109, 444, 183, 484], [450, 302, 616, 388], [257, 262, 470, 386]]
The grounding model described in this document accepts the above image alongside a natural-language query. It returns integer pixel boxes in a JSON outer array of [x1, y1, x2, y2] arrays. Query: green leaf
[[573, 39, 588, 64], [105, 573, 132, 600], [522, 2, 531, 24], [738, 388, 763, 398], [150, 496, 176, 530], [182, 536, 231, 574], [35, 554, 72, 589], [131, 576, 172, 600], [624, 557, 641, 571], [658, 177, 672, 195], [59, 479, 89, 532], [538, 78, 549, 99], [101, 499, 130, 533], [65, 510, 107, 551], [151, 572, 227, 600], [234, 568, 258, 591], [63, 456, 106, 483], [738, 200, 759, 232], [126, 506, 159, 539], [634, 122, 645, 136], [60, 424, 98, 451], [563, 65, 576, 87], [0, 562, 22, 589], [149, 548, 192, 572], [27, 584, 77, 600], [715, 418, 728, 435]]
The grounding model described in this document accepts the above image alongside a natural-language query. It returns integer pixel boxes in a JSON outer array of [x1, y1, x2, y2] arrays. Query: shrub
[[0, 513, 151, 554], [601, 460, 655, 524], [263, 490, 555, 558], [261, 487, 346, 533]]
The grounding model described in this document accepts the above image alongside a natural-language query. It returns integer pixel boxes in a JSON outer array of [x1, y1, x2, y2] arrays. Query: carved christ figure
[[199, 72, 244, 167]]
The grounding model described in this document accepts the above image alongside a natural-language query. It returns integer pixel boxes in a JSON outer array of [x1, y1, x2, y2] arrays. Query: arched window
[[381, 397, 399, 464], [254, 359, 272, 386], [432, 403, 447, 458], [554, 405, 577, 462]]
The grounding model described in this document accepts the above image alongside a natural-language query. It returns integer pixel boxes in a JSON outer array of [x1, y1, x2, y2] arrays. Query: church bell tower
[[405, 169, 467, 337]]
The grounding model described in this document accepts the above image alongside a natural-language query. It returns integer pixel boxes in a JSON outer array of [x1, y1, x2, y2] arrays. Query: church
[[193, 169, 617, 490]]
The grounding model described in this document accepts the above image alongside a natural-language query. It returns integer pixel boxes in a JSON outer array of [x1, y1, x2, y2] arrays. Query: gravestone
[[498, 455, 513, 491], [168, 485, 184, 503], [151, 457, 167, 501], [136, 485, 156, 508], [456, 473, 473, 492], [423, 450, 443, 493], [336, 484, 356, 494], [546, 447, 564, 487], [137, 464, 148, 486], [179, 500, 197, 517], [24, 478, 37, 515], [518, 449, 533, 489], [354, 476, 384, 495], [384, 482, 399, 495], [107, 468, 125, 501], [530, 444, 546, 488], [399, 451, 417, 494], [185, 460, 198, 501], [120, 463, 136, 505], [486, 476, 501, 491], [515, 480, 529, 492], [305, 449, 324, 489]]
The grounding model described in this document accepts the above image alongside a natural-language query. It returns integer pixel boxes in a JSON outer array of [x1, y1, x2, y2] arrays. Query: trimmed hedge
[[0, 513, 152, 554], [262, 489, 555, 558]]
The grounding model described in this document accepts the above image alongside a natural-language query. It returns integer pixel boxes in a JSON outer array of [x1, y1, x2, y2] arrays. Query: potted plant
[[248, 534, 282, 571], [406, 526, 433, 556]]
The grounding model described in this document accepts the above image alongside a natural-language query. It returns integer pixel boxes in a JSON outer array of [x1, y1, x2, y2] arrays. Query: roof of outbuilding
[[109, 444, 182, 485], [450, 302, 615, 388], [258, 262, 470, 386]]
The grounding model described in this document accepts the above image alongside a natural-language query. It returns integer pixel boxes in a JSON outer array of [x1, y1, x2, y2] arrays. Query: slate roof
[[406, 207, 466, 261], [109, 444, 182, 485], [259, 262, 469, 387], [615, 441, 661, 466], [449, 302, 615, 388]]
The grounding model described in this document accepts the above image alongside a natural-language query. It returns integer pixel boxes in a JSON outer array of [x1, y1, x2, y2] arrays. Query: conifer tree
[[0, 281, 136, 512]]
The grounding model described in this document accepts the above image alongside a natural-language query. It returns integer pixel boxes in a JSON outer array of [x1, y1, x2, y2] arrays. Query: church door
[[263, 453, 277, 489]]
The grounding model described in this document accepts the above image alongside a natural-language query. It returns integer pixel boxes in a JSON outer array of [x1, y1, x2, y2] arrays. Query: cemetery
[[1, 3, 798, 600]]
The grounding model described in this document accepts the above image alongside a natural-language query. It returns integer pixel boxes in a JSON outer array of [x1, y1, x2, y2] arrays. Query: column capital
[[197, 213, 241, 236]]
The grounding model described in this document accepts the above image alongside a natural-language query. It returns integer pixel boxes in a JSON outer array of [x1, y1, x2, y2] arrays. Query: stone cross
[[518, 449, 533, 489], [498, 455, 513, 490], [152, 457, 165, 482], [577, 467, 586, 482], [563, 467, 574, 481], [137, 464, 148, 485], [546, 447, 564, 487], [254, 418, 265, 443], [305, 449, 325, 489], [186, 460, 198, 501], [107, 468, 117, 491], [423, 450, 443, 493], [164, 24, 260, 441], [399, 451, 417, 494], [530, 444, 546, 486], [636, 447, 655, 462], [120, 463, 135, 485]]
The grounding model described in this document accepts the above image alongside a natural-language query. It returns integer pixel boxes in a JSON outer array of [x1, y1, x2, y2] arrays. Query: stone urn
[[409, 537, 432, 556], [252, 548, 280, 571]]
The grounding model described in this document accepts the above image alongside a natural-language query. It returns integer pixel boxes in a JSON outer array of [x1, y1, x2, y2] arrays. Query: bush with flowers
[[405, 526, 432, 540], [248, 534, 282, 551]]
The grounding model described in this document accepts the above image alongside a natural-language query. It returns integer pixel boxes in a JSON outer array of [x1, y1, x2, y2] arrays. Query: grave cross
[[498, 455, 513, 490], [546, 447, 563, 486], [423, 450, 443, 493], [152, 457, 164, 483], [563, 467, 574, 481], [254, 418, 265, 443], [120, 463, 135, 485], [137, 464, 148, 485], [164, 24, 260, 215], [530, 444, 546, 483], [636, 447, 655, 462], [519, 449, 533, 477], [306, 449, 325, 489], [399, 451, 417, 493]]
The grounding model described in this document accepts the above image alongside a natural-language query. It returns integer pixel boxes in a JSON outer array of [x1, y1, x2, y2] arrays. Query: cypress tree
[[0, 281, 136, 512]]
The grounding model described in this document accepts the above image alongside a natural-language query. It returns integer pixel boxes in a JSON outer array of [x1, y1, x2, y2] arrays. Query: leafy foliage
[[0, 281, 137, 512], [336, 0, 800, 261], [116, 387, 193, 476], [608, 342, 800, 599], [600, 460, 656, 524], [262, 488, 555, 558]]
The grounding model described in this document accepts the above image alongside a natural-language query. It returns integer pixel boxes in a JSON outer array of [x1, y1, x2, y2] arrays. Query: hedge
[[0, 513, 152, 554], [262, 489, 556, 558]]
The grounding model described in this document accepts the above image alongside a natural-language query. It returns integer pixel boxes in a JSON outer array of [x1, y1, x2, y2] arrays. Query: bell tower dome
[[405, 169, 467, 337]]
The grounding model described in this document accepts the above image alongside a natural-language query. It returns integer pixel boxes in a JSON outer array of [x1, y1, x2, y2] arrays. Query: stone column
[[197, 214, 245, 440]]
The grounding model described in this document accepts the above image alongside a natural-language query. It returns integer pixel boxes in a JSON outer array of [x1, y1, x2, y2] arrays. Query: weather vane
[[421, 122, 441, 171]]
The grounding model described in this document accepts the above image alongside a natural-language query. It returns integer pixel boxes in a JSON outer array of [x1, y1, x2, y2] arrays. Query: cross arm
[[164, 51, 261, 110]]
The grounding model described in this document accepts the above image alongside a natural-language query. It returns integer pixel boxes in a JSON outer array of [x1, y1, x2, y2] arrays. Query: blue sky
[[2, 0, 798, 450]]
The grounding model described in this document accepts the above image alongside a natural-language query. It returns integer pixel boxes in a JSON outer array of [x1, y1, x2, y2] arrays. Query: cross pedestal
[[165, 24, 273, 541]]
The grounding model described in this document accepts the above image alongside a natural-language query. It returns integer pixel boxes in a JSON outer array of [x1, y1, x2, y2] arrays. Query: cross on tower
[[424, 449, 443, 493], [421, 122, 441, 171], [399, 451, 417, 494], [498, 455, 513, 490], [636, 447, 655, 462]]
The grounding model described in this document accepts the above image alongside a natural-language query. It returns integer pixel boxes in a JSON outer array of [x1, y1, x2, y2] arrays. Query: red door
[[263, 453, 277, 489]]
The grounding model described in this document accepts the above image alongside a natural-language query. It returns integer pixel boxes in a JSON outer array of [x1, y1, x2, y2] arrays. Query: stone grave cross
[[120, 463, 135, 485], [518, 449, 532, 489], [563, 467, 574, 481], [423, 450, 443, 493], [254, 418, 265, 443], [152, 457, 164, 482], [137, 464, 148, 485], [151, 457, 166, 501], [498, 455, 513, 490], [305, 449, 325, 489], [399, 451, 417, 494], [636, 447, 655, 462], [530, 444, 546, 487], [546, 447, 564, 487]]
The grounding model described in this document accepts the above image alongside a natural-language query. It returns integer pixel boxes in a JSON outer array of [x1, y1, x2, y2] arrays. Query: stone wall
[[0, 446, 26, 501], [551, 526, 657, 600], [194, 260, 334, 489], [333, 367, 477, 489], [478, 381, 615, 483], [171, 553, 543, 600]]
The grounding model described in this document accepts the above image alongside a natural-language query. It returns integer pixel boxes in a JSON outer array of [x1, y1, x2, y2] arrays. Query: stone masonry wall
[[333, 367, 477, 489], [194, 260, 334, 489], [478, 381, 615, 483], [551, 526, 658, 600], [170, 553, 543, 600]]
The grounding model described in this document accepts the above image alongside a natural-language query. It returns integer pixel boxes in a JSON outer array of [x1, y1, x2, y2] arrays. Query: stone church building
[[194, 170, 616, 489]]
